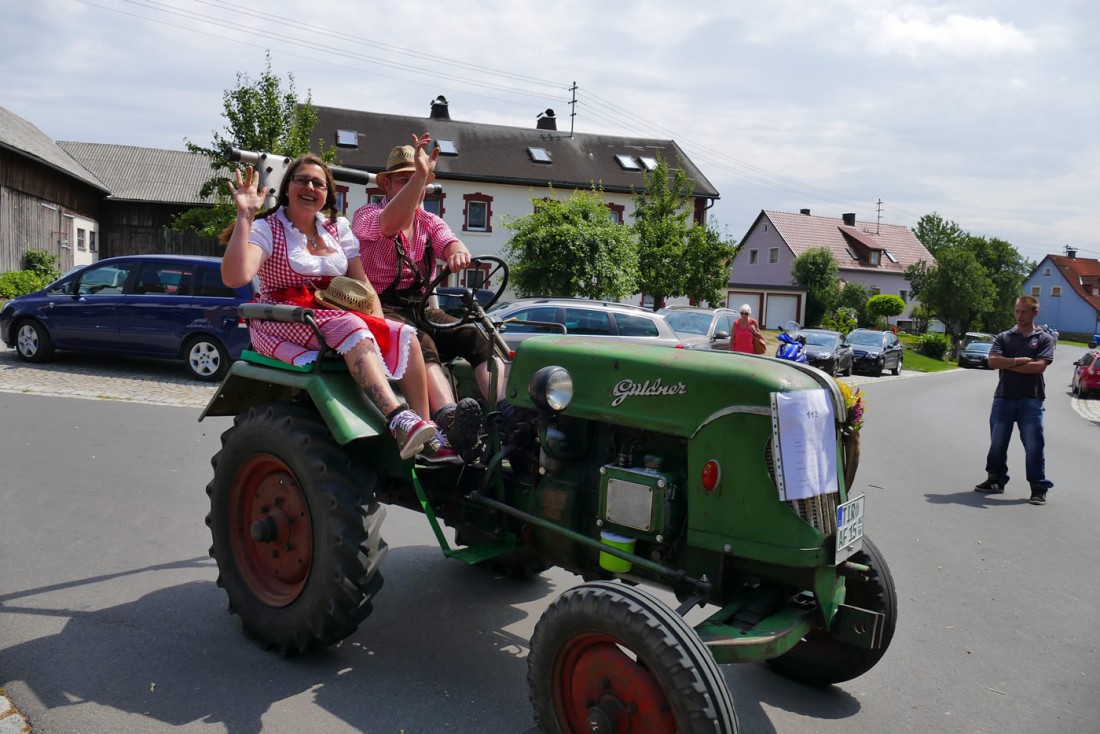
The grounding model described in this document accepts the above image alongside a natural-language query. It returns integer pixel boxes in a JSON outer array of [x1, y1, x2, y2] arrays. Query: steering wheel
[[418, 256, 509, 331]]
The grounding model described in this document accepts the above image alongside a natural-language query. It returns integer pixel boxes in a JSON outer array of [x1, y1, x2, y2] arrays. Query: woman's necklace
[[305, 233, 328, 254]]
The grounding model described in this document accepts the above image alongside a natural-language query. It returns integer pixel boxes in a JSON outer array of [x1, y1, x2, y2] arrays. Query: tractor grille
[[765, 440, 838, 535]]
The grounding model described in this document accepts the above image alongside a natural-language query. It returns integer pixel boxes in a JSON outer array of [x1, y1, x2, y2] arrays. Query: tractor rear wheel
[[528, 581, 738, 733], [206, 403, 386, 654]]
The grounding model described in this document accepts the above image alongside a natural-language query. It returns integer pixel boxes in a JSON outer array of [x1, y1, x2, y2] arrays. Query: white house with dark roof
[[311, 97, 719, 291], [728, 209, 935, 329]]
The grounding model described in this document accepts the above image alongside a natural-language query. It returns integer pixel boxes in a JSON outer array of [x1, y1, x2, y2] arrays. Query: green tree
[[905, 248, 994, 344], [682, 223, 738, 307], [838, 281, 872, 327], [173, 52, 333, 239], [632, 156, 695, 310], [791, 247, 840, 327], [866, 294, 906, 328], [503, 188, 638, 299], [912, 212, 965, 258], [966, 235, 1029, 332]]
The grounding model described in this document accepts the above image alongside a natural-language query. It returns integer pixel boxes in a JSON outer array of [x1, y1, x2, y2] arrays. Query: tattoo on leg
[[350, 351, 396, 414]]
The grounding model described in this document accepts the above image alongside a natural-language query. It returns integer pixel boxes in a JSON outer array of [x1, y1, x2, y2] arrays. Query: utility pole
[[569, 81, 577, 138], [875, 198, 883, 234]]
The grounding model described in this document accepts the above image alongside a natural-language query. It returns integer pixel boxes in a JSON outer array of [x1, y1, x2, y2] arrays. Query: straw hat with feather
[[315, 276, 379, 316]]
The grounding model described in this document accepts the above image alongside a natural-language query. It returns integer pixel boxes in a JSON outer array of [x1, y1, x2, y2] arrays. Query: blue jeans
[[985, 397, 1052, 490]]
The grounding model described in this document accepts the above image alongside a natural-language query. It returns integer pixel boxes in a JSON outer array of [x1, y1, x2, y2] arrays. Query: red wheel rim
[[553, 632, 675, 734], [229, 454, 313, 607]]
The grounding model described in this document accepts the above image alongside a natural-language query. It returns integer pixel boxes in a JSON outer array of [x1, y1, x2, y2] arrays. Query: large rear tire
[[528, 581, 738, 733], [765, 536, 897, 686], [206, 403, 386, 654]]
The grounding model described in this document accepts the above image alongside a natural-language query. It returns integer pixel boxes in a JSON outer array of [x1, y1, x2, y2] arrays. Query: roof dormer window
[[869, 250, 881, 266], [527, 147, 552, 163], [335, 129, 358, 148], [615, 154, 641, 170]]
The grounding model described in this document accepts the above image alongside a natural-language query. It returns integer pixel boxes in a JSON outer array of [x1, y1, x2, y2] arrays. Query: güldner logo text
[[611, 378, 687, 407]]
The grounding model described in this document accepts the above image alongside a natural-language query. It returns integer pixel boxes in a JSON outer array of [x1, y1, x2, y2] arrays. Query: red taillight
[[701, 460, 721, 492], [675, 344, 687, 349]]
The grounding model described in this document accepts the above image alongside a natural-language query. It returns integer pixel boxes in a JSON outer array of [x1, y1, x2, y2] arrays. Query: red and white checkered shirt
[[351, 201, 460, 293]]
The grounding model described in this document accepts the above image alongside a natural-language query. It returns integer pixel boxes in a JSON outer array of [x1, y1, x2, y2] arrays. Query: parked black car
[[799, 328, 853, 376], [958, 341, 994, 369], [846, 328, 904, 376], [0, 255, 256, 381]]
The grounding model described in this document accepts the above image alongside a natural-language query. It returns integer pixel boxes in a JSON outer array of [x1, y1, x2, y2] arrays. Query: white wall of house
[[70, 214, 98, 268], [343, 180, 636, 295], [730, 225, 798, 286]]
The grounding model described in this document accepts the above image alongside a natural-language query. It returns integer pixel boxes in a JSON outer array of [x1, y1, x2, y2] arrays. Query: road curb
[[0, 692, 30, 733]]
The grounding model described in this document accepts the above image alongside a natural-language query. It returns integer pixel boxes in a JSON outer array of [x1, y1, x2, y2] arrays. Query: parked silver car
[[658, 306, 737, 350], [491, 298, 681, 350]]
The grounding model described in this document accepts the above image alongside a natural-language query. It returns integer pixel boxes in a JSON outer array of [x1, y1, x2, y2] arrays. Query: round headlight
[[529, 366, 574, 413]]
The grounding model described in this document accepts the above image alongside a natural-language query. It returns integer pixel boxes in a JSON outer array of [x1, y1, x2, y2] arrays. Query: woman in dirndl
[[221, 154, 436, 459]]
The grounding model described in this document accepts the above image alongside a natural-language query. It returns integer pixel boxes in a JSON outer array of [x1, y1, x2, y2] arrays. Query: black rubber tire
[[184, 334, 230, 382], [14, 319, 54, 363], [844, 358, 853, 377], [528, 581, 738, 734], [206, 403, 386, 654], [828, 360, 838, 377], [892, 358, 902, 376], [765, 536, 897, 686]]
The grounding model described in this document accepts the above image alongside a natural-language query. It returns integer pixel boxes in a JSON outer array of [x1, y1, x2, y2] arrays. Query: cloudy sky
[[3, 0, 1096, 263]]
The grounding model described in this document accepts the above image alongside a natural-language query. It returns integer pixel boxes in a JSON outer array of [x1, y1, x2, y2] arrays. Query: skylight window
[[436, 139, 458, 156], [884, 250, 898, 263], [846, 247, 860, 260], [527, 147, 552, 163], [615, 154, 641, 170], [639, 156, 659, 171], [335, 129, 358, 148]]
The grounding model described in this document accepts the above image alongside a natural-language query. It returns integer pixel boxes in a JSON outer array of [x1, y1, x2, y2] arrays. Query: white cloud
[[863, 8, 1034, 59]]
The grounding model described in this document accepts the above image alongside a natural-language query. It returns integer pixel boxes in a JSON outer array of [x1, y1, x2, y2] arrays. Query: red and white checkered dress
[[249, 213, 414, 377]]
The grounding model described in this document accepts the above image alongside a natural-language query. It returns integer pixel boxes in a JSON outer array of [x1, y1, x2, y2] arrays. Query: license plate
[[836, 494, 865, 563]]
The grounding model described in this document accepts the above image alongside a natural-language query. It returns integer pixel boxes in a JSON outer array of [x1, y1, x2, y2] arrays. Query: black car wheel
[[892, 357, 902, 376], [184, 335, 229, 382], [14, 319, 55, 363]]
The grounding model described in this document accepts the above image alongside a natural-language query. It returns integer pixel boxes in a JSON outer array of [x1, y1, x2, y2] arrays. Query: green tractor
[[200, 152, 896, 734]]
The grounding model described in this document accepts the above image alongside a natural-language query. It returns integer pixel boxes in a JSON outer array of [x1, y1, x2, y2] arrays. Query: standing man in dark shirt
[[974, 295, 1056, 504]]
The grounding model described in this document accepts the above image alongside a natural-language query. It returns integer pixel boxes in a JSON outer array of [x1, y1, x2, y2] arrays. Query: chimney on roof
[[842, 212, 856, 226], [536, 108, 557, 130], [800, 208, 811, 216], [1065, 245, 1077, 259], [429, 95, 450, 120]]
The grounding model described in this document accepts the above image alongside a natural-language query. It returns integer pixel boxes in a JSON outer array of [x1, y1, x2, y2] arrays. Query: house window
[[607, 203, 625, 224], [639, 156, 658, 171], [335, 184, 349, 215], [463, 193, 493, 233], [89, 231, 97, 252], [768, 248, 779, 264], [1051, 286, 1062, 297], [869, 250, 881, 266], [77, 228, 86, 251], [1044, 267, 1051, 276], [1031, 286, 1041, 297], [369, 193, 385, 205], [749, 249, 758, 264], [899, 289, 908, 303], [871, 285, 881, 295], [846, 246, 859, 260], [423, 194, 445, 216], [884, 250, 899, 263]]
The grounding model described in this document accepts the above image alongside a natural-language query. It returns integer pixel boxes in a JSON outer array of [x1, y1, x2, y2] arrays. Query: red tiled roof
[[764, 210, 935, 274], [1045, 255, 1100, 311]]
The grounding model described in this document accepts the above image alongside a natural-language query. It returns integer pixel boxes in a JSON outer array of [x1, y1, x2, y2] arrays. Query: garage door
[[764, 294, 798, 329]]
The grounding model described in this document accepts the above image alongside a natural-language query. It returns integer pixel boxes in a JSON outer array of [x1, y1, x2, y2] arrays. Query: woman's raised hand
[[227, 166, 264, 217]]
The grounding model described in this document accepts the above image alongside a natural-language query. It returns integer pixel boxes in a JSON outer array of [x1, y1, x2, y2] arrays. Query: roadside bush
[[0, 270, 48, 299], [820, 307, 857, 335], [916, 332, 950, 360], [22, 248, 60, 281]]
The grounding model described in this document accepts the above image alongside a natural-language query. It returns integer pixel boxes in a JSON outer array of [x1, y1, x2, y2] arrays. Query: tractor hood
[[508, 337, 846, 438]]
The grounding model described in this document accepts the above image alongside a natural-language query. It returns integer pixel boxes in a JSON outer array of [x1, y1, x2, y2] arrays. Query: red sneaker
[[421, 424, 462, 463], [389, 410, 436, 460]]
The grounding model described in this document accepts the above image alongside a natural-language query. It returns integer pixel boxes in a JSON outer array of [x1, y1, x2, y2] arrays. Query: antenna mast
[[569, 81, 577, 138], [875, 198, 883, 234]]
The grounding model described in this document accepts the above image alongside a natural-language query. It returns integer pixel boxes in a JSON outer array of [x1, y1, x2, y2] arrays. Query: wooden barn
[[0, 105, 220, 275]]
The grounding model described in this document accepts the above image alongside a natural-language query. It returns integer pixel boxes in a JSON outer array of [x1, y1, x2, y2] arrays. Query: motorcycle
[[776, 320, 808, 363]]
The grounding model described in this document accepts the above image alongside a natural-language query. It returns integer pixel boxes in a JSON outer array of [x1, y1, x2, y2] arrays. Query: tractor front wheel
[[765, 535, 897, 685], [528, 581, 738, 734], [206, 403, 387, 654]]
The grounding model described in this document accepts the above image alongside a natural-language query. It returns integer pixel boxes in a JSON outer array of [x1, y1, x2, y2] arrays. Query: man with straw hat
[[353, 133, 505, 462]]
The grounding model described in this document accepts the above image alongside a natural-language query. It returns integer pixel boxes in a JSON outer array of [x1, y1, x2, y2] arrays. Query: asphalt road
[[1, 348, 1098, 733]]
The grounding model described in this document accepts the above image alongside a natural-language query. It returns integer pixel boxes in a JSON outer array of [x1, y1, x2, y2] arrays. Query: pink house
[[729, 209, 936, 329]]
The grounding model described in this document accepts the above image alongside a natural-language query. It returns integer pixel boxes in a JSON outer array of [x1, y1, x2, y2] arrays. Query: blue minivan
[[0, 255, 256, 381]]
